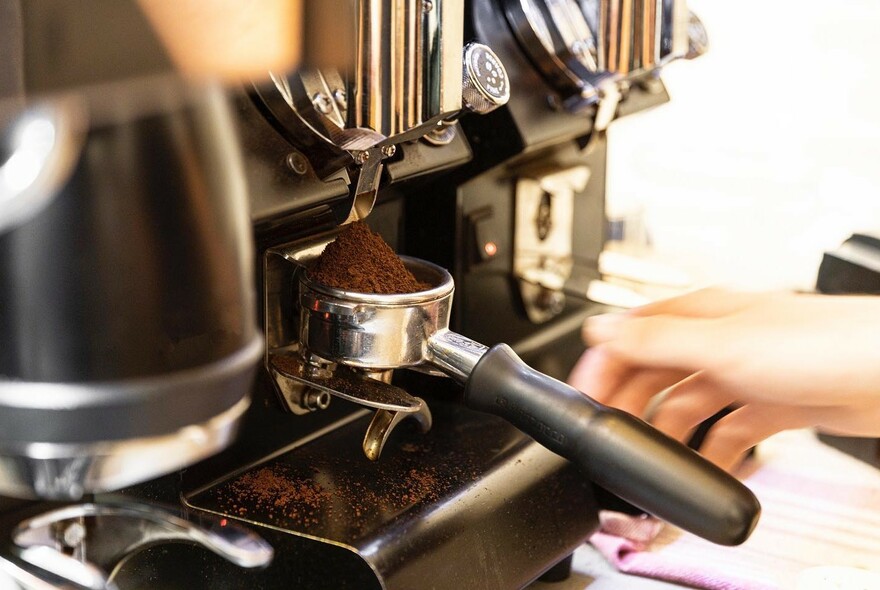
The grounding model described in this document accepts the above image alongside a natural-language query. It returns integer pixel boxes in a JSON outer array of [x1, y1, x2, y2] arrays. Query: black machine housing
[[0, 1, 678, 588], [136, 3, 674, 590]]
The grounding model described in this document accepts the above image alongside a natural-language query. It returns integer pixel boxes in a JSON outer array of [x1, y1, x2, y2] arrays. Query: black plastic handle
[[463, 344, 760, 546]]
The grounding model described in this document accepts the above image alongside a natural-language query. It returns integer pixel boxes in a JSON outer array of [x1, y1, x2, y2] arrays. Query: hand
[[568, 288, 880, 471], [137, 0, 303, 81]]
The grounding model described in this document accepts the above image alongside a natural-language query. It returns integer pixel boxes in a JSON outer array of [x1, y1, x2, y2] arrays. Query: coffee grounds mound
[[308, 222, 431, 294]]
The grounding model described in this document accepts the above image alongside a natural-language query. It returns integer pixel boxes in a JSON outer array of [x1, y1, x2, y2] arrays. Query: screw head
[[304, 389, 331, 411], [332, 88, 348, 111], [62, 522, 86, 548], [353, 150, 370, 165], [381, 145, 397, 158], [422, 123, 457, 146], [537, 289, 565, 315], [312, 92, 334, 115], [286, 152, 308, 175]]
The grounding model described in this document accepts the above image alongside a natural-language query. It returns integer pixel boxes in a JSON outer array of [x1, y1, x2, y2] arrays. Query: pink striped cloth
[[588, 430, 880, 589]]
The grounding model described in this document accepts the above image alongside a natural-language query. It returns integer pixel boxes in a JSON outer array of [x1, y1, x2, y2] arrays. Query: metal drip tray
[[177, 405, 598, 590]]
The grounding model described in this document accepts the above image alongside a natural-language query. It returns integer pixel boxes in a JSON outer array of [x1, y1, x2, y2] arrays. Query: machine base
[[142, 404, 600, 590]]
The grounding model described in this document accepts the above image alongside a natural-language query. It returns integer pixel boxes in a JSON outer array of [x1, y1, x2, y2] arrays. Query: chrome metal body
[[0, 368, 256, 500], [425, 330, 489, 382], [265, 254, 492, 459], [299, 257, 491, 386], [596, 0, 688, 76], [0, 100, 84, 235], [266, 243, 439, 460], [426, 41, 511, 145], [504, 0, 702, 111], [273, 0, 466, 150], [352, 0, 464, 138], [1, 548, 108, 590], [260, 1, 505, 224]]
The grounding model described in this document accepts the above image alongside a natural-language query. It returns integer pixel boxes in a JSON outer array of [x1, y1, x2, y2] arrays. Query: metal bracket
[[344, 146, 385, 223], [513, 166, 591, 323], [6, 500, 272, 589], [269, 352, 422, 414], [271, 350, 433, 461]]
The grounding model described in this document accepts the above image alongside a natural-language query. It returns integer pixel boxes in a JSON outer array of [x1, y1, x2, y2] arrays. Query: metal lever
[[270, 352, 433, 460], [344, 146, 385, 224], [270, 352, 423, 414], [10, 500, 274, 587], [363, 405, 433, 461]]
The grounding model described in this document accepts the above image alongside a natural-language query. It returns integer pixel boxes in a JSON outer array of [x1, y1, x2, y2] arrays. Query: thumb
[[584, 313, 723, 372]]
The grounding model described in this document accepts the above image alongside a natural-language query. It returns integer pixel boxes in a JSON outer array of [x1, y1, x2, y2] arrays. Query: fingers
[[567, 346, 631, 403], [648, 374, 736, 441], [584, 313, 727, 373], [568, 347, 689, 415], [601, 368, 690, 418], [581, 288, 764, 372], [628, 287, 762, 319], [698, 404, 816, 472], [814, 403, 880, 437]]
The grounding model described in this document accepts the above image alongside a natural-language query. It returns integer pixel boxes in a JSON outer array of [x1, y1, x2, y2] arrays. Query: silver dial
[[461, 43, 511, 114]]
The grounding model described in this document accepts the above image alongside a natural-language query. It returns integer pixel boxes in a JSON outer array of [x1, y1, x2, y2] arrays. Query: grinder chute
[[251, 0, 510, 225]]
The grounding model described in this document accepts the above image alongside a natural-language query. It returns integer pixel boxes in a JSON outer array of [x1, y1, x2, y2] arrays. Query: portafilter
[[299, 257, 760, 546]]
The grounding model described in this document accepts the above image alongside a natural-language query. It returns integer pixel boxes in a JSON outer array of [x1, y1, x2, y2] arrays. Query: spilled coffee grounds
[[308, 221, 431, 294]]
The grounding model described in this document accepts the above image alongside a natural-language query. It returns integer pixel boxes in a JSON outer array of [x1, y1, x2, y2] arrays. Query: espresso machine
[[0, 2, 753, 589]]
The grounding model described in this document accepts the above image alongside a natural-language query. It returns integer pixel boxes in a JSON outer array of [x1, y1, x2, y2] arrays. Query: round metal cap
[[461, 43, 510, 114]]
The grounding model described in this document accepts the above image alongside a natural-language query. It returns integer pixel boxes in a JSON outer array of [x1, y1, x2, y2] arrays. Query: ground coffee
[[308, 221, 430, 294]]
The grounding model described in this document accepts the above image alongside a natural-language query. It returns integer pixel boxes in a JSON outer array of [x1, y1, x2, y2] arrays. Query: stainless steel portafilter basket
[[300, 257, 760, 547]]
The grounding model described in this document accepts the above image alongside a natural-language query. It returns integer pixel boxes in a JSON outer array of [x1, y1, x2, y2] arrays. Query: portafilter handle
[[426, 332, 761, 546]]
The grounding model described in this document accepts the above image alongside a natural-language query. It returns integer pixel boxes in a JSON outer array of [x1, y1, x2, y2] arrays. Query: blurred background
[[606, 0, 880, 291]]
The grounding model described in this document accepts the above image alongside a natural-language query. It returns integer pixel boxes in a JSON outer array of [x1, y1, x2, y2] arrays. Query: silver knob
[[685, 11, 709, 60], [461, 43, 510, 115]]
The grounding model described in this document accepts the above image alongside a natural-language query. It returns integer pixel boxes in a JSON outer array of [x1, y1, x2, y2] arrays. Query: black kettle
[[0, 76, 261, 499]]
